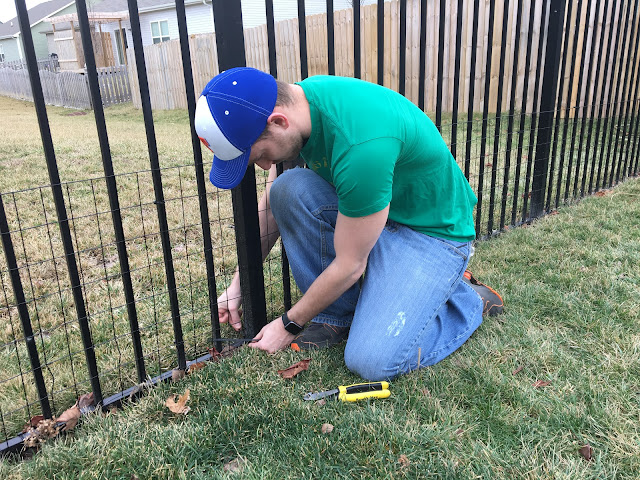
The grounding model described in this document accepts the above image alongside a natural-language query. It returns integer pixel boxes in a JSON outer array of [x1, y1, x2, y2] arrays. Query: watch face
[[282, 316, 303, 335]]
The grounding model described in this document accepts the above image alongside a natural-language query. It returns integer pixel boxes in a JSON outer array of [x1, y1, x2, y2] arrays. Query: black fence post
[[464, 0, 480, 180], [418, 0, 427, 111], [377, 0, 384, 85], [297, 0, 309, 80], [530, 0, 567, 218], [512, 0, 541, 225], [14, 0, 103, 404], [399, 0, 407, 96], [211, 0, 267, 338], [75, 0, 146, 384], [500, 0, 524, 230], [436, 0, 446, 130], [327, 0, 336, 76], [175, 0, 222, 352], [474, 0, 496, 236], [265, 0, 292, 312], [0, 195, 52, 419], [127, 0, 186, 371], [354, 0, 361, 79]]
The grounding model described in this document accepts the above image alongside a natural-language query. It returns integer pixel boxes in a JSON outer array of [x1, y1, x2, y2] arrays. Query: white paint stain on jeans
[[387, 312, 406, 337]]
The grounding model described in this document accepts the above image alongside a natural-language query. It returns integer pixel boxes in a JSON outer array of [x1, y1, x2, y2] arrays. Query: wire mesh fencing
[[1, 0, 640, 452]]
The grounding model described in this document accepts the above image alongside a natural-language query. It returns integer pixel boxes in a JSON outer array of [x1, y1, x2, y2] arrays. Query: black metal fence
[[1, 0, 639, 453]]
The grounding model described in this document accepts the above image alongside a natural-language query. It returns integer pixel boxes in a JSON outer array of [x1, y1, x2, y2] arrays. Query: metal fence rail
[[1, 0, 640, 454]]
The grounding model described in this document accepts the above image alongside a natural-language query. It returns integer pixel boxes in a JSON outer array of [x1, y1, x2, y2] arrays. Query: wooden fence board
[[118, 0, 640, 114]]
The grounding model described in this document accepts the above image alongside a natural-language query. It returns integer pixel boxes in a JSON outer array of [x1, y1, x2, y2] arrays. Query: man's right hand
[[217, 281, 243, 331]]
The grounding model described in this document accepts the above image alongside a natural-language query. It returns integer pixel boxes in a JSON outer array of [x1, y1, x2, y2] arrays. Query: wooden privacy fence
[[95, 65, 132, 106], [0, 65, 131, 109], [126, 0, 637, 114]]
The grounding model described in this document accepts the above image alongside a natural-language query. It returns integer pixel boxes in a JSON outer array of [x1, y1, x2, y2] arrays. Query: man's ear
[[267, 112, 289, 129]]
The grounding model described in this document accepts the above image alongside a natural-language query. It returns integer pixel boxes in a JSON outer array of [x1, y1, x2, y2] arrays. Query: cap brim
[[209, 148, 251, 189]]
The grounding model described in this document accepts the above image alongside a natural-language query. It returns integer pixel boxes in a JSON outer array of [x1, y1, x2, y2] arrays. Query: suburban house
[[45, 0, 371, 68], [0, 0, 78, 64]]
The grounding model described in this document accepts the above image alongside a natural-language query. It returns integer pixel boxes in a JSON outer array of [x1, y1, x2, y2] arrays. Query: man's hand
[[217, 283, 243, 331], [248, 317, 296, 353]]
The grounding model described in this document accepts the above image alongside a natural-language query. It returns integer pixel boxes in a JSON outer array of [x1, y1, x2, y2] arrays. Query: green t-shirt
[[297, 75, 477, 242]]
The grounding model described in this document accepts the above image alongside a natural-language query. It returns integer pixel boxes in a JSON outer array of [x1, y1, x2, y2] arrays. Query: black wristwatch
[[282, 311, 303, 335]]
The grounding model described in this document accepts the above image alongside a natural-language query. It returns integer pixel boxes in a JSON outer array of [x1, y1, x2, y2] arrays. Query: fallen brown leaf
[[165, 389, 191, 414], [512, 366, 523, 375], [208, 346, 222, 362], [23, 419, 59, 448], [223, 456, 246, 472], [278, 358, 311, 379], [579, 444, 593, 461], [316, 399, 327, 406], [455, 428, 464, 436], [56, 405, 81, 431], [398, 454, 410, 468], [421, 388, 431, 397], [22, 415, 45, 433], [187, 362, 207, 374], [131, 475, 140, 480], [532, 380, 551, 388], [321, 423, 334, 434], [171, 369, 186, 382], [77, 393, 95, 410]]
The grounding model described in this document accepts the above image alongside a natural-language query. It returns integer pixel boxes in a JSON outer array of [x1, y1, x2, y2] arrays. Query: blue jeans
[[270, 168, 483, 380]]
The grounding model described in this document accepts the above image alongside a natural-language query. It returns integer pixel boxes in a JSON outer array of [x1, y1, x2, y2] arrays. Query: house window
[[150, 20, 170, 44], [0, 44, 5, 63]]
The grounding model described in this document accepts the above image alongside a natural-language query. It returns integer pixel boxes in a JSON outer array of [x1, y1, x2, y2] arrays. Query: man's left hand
[[248, 317, 296, 353]]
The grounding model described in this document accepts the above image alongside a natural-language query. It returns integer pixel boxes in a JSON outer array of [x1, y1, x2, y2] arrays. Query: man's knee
[[344, 343, 401, 381]]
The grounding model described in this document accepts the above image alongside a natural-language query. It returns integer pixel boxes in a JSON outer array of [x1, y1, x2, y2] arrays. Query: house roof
[[0, 0, 74, 39], [41, 0, 203, 34]]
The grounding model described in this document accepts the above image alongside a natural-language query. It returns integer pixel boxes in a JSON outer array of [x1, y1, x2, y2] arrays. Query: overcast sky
[[0, 0, 48, 23]]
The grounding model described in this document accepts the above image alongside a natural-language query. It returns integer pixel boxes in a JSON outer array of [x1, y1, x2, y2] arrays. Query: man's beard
[[280, 133, 304, 164]]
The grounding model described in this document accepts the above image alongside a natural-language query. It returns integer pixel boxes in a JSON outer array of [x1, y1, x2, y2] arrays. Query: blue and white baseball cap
[[195, 67, 277, 189]]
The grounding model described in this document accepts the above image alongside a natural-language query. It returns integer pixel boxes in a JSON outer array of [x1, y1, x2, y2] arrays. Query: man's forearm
[[258, 164, 281, 261], [284, 207, 388, 327], [258, 193, 279, 261]]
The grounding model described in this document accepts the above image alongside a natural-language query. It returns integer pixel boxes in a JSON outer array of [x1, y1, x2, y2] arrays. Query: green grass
[[0, 167, 638, 478], [0, 94, 639, 477]]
